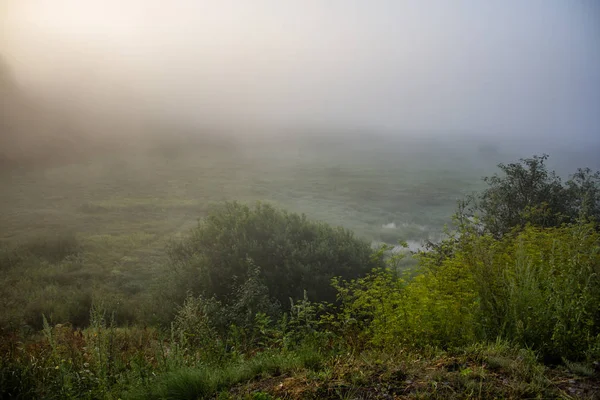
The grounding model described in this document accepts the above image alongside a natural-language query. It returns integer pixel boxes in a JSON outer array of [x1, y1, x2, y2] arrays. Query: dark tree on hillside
[[566, 167, 600, 221], [459, 154, 600, 237]]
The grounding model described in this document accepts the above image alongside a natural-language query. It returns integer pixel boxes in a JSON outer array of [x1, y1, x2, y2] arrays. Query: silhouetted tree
[[458, 154, 600, 237]]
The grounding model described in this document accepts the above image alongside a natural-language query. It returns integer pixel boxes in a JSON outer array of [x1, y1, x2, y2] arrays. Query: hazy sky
[[2, 0, 599, 142]]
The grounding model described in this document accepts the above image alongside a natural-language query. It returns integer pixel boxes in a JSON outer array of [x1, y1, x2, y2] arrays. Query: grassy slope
[[3, 321, 597, 399], [225, 348, 599, 399], [123, 343, 599, 399]]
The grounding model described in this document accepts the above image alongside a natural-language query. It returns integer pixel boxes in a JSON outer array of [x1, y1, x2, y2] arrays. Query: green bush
[[458, 154, 600, 237], [332, 221, 600, 360], [171, 293, 227, 362], [466, 223, 600, 361], [331, 264, 477, 350], [168, 201, 381, 307]]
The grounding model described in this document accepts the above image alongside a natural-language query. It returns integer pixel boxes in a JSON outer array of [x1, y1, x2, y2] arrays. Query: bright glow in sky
[[2, 0, 599, 142]]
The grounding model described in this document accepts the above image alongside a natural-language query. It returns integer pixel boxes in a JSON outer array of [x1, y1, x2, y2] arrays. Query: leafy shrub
[[174, 293, 222, 347], [458, 154, 600, 237], [466, 223, 600, 361], [333, 221, 600, 360], [329, 242, 478, 350], [331, 264, 477, 350], [168, 201, 381, 307], [329, 268, 405, 349], [173, 267, 282, 354], [278, 290, 334, 350], [224, 265, 281, 332]]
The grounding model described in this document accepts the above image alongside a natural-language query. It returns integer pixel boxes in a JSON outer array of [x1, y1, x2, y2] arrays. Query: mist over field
[[1, 0, 599, 298], [1, 3, 600, 397], [1, 0, 599, 259]]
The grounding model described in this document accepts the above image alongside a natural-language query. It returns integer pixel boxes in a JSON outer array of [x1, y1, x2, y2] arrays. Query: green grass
[[1, 137, 598, 399], [1, 302, 598, 399], [126, 348, 323, 400], [218, 342, 598, 399], [0, 137, 497, 328]]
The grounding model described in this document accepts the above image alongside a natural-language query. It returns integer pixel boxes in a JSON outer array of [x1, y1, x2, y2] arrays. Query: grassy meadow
[[0, 135, 496, 329], [1, 134, 599, 399]]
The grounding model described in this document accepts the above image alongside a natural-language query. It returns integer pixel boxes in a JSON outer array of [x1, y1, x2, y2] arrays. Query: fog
[[1, 0, 599, 151], [3, 1, 600, 350]]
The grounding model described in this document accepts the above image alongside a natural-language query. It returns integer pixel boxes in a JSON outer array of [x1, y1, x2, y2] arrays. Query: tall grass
[[469, 223, 600, 361], [330, 222, 600, 362], [125, 347, 323, 400]]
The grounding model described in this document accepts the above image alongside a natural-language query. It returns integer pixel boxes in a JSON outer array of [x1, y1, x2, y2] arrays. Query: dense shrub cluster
[[168, 201, 381, 308], [333, 223, 600, 360], [458, 154, 600, 237], [329, 156, 600, 360]]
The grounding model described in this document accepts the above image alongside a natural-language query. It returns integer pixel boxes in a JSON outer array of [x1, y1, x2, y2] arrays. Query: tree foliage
[[328, 155, 600, 360], [169, 201, 382, 310], [459, 154, 600, 237]]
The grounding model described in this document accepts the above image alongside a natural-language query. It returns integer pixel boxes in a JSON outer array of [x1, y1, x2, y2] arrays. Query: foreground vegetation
[[1, 153, 599, 398], [3, 323, 597, 399]]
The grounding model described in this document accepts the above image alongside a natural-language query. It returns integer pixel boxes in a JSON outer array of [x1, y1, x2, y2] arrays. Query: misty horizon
[[1, 0, 599, 148]]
